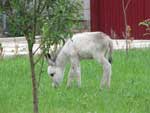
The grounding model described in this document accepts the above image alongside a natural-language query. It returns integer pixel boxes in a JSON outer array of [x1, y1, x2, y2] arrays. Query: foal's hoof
[[77, 85, 81, 88], [100, 86, 104, 91], [66, 85, 71, 89], [99, 88, 102, 92]]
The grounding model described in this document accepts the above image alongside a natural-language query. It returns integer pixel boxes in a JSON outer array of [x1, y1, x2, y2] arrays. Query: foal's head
[[45, 53, 63, 88]]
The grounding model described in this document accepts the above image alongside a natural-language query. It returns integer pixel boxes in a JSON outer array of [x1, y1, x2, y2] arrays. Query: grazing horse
[[46, 32, 113, 89]]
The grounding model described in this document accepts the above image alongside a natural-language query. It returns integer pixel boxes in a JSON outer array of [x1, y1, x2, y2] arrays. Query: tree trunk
[[28, 46, 39, 113], [122, 0, 128, 56]]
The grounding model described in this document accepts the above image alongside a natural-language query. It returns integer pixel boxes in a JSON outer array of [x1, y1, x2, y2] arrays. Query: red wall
[[90, 0, 150, 39]]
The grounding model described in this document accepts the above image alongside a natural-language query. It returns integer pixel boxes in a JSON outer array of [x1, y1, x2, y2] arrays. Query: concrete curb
[[0, 37, 150, 57]]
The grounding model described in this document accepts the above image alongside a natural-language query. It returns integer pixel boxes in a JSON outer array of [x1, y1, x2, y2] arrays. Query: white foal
[[46, 32, 113, 89]]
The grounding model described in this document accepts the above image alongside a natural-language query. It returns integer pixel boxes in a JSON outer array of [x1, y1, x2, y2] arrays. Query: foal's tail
[[108, 39, 113, 64]]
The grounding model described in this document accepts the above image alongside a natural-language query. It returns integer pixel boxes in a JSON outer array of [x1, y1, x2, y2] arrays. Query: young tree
[[1, 0, 82, 113], [122, 0, 131, 55]]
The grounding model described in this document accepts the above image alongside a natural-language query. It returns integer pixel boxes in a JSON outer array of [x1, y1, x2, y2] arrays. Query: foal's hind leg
[[95, 54, 112, 89], [100, 56, 111, 89]]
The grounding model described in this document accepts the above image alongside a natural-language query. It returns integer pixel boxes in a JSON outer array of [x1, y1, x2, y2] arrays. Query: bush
[[0, 0, 83, 37], [139, 18, 150, 36]]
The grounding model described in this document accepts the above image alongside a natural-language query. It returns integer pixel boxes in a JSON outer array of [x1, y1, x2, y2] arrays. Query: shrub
[[139, 18, 150, 36]]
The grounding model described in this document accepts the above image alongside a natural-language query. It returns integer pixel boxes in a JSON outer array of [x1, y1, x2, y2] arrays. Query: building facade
[[90, 0, 150, 39]]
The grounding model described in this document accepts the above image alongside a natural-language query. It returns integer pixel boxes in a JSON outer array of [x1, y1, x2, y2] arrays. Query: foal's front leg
[[76, 64, 81, 87], [67, 65, 75, 88], [67, 57, 81, 88]]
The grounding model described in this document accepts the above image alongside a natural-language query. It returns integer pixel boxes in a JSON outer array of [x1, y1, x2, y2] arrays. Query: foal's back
[[63, 32, 111, 59]]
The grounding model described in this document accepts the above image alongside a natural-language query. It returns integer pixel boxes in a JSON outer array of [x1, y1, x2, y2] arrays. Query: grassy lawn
[[0, 49, 150, 113]]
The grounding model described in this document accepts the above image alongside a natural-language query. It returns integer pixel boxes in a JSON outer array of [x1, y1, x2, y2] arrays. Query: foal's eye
[[50, 73, 54, 77]]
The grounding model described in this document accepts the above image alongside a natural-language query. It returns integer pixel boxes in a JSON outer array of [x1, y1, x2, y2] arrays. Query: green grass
[[0, 49, 150, 113]]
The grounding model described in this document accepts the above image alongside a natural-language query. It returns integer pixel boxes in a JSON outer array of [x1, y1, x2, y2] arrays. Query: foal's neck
[[56, 49, 68, 70]]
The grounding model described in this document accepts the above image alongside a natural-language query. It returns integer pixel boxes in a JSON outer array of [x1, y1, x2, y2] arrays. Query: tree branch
[[32, 0, 37, 45], [34, 53, 44, 65], [33, 42, 43, 55], [37, 0, 42, 13], [37, 57, 44, 89], [39, 0, 48, 14], [125, 0, 132, 11]]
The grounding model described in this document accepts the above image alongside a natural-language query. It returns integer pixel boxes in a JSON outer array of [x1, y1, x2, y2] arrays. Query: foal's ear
[[45, 53, 55, 66]]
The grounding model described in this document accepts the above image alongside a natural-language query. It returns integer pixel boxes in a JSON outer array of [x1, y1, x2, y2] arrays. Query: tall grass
[[0, 49, 150, 113]]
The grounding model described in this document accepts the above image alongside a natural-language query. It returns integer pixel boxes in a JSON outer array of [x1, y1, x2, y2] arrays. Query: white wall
[[82, 0, 91, 30], [83, 0, 90, 21], [1, 37, 150, 57]]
